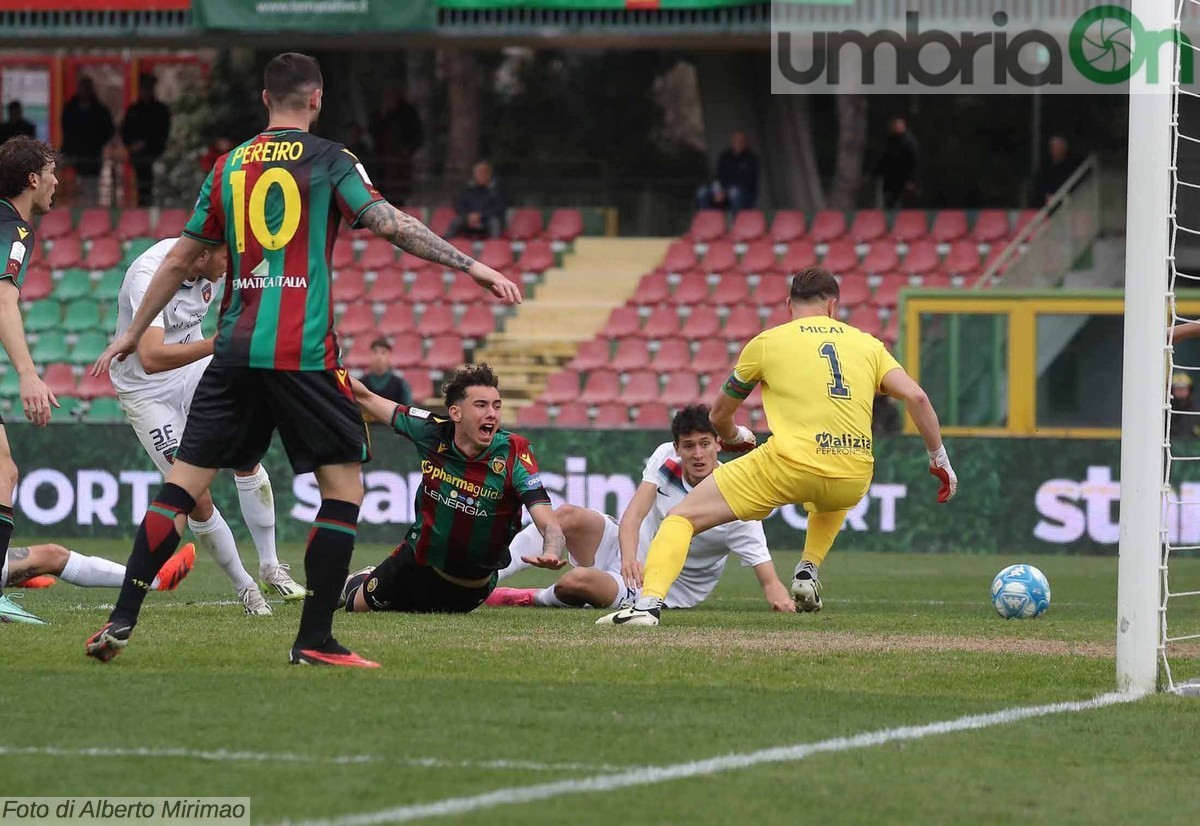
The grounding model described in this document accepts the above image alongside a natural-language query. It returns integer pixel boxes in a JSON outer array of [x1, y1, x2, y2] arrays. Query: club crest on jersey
[[202, 282, 213, 303], [491, 458, 505, 475]]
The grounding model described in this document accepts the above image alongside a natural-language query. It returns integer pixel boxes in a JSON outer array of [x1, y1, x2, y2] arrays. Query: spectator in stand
[[448, 160, 507, 239], [696, 130, 759, 215], [61, 75, 114, 205], [369, 86, 423, 205], [121, 73, 172, 207], [362, 338, 413, 407], [0, 102, 36, 143], [1033, 135, 1081, 208], [199, 136, 235, 174], [1171, 373, 1199, 440], [873, 116, 919, 209]]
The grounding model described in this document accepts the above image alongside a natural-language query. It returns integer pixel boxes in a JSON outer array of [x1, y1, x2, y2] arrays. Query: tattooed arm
[[359, 203, 522, 304], [524, 504, 568, 570]]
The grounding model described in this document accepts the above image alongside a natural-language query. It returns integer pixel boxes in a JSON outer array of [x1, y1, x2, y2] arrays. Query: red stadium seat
[[446, 272, 484, 304], [850, 209, 886, 243], [78, 368, 115, 399], [701, 240, 737, 274], [518, 240, 555, 274], [944, 241, 981, 276], [593, 402, 631, 428], [542, 369, 581, 405], [20, 265, 52, 301], [337, 302, 376, 337], [688, 210, 726, 242], [682, 307, 721, 339], [424, 335, 465, 370], [697, 370, 726, 394], [409, 271, 446, 303], [662, 240, 697, 274], [419, 304, 456, 336], [507, 208, 544, 241], [739, 241, 777, 274], [47, 238, 82, 270], [902, 240, 940, 275], [710, 273, 751, 306], [839, 274, 872, 307], [971, 209, 1010, 243], [810, 210, 846, 243], [603, 306, 642, 339], [871, 274, 907, 309], [83, 238, 121, 270], [43, 363, 77, 398], [660, 372, 700, 407], [620, 370, 660, 405], [398, 251, 429, 274], [652, 338, 692, 372], [632, 402, 671, 429], [891, 210, 927, 242], [340, 338, 372, 370], [931, 210, 968, 243], [881, 315, 899, 345], [387, 332, 425, 367], [378, 303, 417, 336], [359, 238, 396, 271], [155, 208, 188, 238], [919, 270, 952, 289], [669, 273, 710, 306], [821, 240, 858, 275], [400, 205, 426, 223], [1014, 208, 1041, 237], [754, 275, 790, 306], [769, 210, 806, 244], [641, 306, 681, 339], [553, 402, 590, 427], [581, 369, 621, 404], [115, 209, 152, 241], [368, 272, 408, 303], [332, 240, 356, 270], [546, 209, 584, 243], [458, 305, 495, 339], [77, 208, 112, 241], [569, 339, 610, 372], [611, 338, 651, 372], [332, 269, 368, 303], [860, 242, 899, 276], [764, 305, 790, 328], [36, 210, 73, 241], [405, 368, 434, 403], [479, 239, 513, 271], [779, 240, 817, 272], [846, 306, 883, 336], [730, 210, 766, 243], [518, 403, 550, 428], [429, 207, 456, 238], [631, 272, 671, 305], [693, 338, 733, 372]]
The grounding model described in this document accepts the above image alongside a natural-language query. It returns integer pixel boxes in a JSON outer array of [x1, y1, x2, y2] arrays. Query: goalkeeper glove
[[719, 425, 757, 453], [928, 444, 957, 503]]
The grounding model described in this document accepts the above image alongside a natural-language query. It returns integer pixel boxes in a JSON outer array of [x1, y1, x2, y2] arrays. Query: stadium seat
[[20, 265, 52, 301], [611, 338, 652, 372], [669, 272, 710, 306], [861, 243, 899, 275], [424, 335, 465, 370], [332, 240, 357, 270], [620, 370, 660, 405], [1014, 208, 1040, 237], [545, 209, 584, 244], [0, 368, 19, 397], [479, 239, 514, 271], [754, 275, 790, 305], [846, 306, 883, 336], [542, 369, 581, 405], [400, 205, 426, 223], [871, 274, 906, 309], [603, 306, 642, 339], [340, 338, 372, 370], [518, 240, 555, 274], [902, 240, 940, 275], [62, 299, 100, 333], [701, 240, 737, 274], [24, 301, 59, 333], [660, 372, 700, 407], [632, 401, 671, 429], [58, 396, 84, 420], [70, 330, 108, 365], [721, 307, 761, 344], [662, 240, 697, 274], [115, 209, 152, 241], [83, 396, 125, 423], [517, 403, 550, 427], [446, 272, 485, 304], [386, 332, 425, 368], [697, 370, 726, 394], [77, 208, 112, 241], [397, 251, 430, 274], [569, 339, 610, 372], [931, 210, 968, 243], [764, 304, 790, 329], [36, 210, 73, 241], [693, 338, 733, 372], [593, 402, 630, 428], [95, 268, 124, 301], [47, 238, 82, 270], [779, 240, 817, 272], [450, 237, 475, 259], [971, 209, 1010, 243], [810, 210, 846, 243], [120, 237, 155, 268], [378, 303, 417, 336], [710, 273, 751, 306], [688, 210, 727, 243], [103, 300, 118, 331], [730, 210, 766, 243], [458, 305, 495, 339], [769, 210, 806, 245], [652, 338, 691, 372], [368, 272, 408, 304], [337, 302, 376, 337], [405, 368, 434, 402], [54, 268, 92, 301], [919, 270, 952, 289], [553, 402, 590, 427], [43, 363, 76, 398], [83, 238, 122, 270], [944, 241, 981, 275], [359, 239, 396, 271], [683, 307, 721, 339], [882, 315, 899, 345], [641, 307, 681, 339], [506, 208, 544, 241], [78, 368, 116, 399], [850, 209, 887, 243], [409, 271, 446, 303], [631, 272, 671, 305], [332, 268, 367, 303], [429, 207, 456, 238], [839, 275, 871, 307], [31, 331, 69, 364], [155, 208, 189, 238], [419, 304, 456, 336], [821, 240, 858, 274], [580, 369, 621, 404], [739, 241, 777, 274], [891, 210, 928, 242]]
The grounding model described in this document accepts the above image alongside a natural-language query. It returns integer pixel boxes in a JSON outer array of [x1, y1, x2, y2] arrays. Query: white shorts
[[118, 365, 205, 475], [586, 515, 724, 610]]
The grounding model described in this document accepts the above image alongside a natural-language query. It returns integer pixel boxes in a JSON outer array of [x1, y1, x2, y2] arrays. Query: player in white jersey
[[487, 405, 796, 612], [111, 238, 304, 615], [3, 541, 194, 594]]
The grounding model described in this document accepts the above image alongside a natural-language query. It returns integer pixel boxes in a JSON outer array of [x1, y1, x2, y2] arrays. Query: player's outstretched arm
[[358, 203, 522, 304], [0, 280, 56, 425], [752, 560, 797, 613], [881, 367, 957, 503], [1172, 322, 1200, 343], [92, 237, 210, 377], [137, 328, 215, 374], [617, 481, 658, 589], [349, 376, 399, 424], [526, 504, 567, 569], [710, 387, 755, 450]]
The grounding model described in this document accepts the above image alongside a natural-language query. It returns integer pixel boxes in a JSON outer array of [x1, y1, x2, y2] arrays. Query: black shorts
[[360, 545, 495, 614], [175, 363, 369, 475]]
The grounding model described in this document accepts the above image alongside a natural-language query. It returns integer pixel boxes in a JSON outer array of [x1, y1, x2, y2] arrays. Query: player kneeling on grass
[[599, 267, 957, 627], [341, 365, 567, 614], [488, 404, 795, 613]]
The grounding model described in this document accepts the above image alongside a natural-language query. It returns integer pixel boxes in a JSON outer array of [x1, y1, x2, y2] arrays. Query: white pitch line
[[64, 600, 248, 612], [286, 691, 1142, 826], [0, 745, 622, 773]]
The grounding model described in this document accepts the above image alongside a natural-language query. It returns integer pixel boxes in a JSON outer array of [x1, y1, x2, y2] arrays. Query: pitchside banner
[[191, 0, 435, 32], [7, 425, 1191, 554]]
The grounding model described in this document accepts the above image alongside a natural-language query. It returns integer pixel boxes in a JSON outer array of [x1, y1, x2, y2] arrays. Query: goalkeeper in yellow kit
[[599, 267, 957, 626]]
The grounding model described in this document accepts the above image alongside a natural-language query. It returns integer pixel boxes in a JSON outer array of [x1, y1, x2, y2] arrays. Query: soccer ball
[[990, 564, 1051, 619]]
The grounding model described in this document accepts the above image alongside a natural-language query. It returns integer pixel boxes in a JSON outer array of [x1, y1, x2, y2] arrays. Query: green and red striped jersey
[[184, 128, 384, 371], [390, 403, 551, 579], [0, 199, 34, 291]]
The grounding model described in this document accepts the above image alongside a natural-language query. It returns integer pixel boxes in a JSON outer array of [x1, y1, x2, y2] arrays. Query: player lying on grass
[[487, 404, 795, 613], [111, 237, 303, 616], [600, 267, 957, 627], [3, 542, 194, 596], [340, 364, 567, 614]]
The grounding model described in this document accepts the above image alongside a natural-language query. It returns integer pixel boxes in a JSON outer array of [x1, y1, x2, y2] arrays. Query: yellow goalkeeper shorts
[[712, 440, 871, 522]]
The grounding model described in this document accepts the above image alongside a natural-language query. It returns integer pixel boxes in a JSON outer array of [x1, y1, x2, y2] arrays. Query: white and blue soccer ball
[[991, 564, 1051, 619]]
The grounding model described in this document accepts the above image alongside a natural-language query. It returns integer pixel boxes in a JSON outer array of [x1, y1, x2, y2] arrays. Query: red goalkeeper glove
[[928, 444, 957, 503]]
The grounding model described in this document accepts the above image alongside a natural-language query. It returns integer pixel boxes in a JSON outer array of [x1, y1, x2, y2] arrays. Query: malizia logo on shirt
[[815, 431, 873, 456]]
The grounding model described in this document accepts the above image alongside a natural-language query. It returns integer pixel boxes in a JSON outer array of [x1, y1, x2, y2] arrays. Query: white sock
[[189, 507, 255, 592], [234, 466, 279, 571], [60, 551, 126, 588], [499, 523, 543, 581], [534, 585, 570, 608]]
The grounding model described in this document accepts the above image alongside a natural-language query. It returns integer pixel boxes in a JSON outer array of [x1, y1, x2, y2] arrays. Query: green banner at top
[[435, 0, 840, 8], [192, 0, 435, 32]]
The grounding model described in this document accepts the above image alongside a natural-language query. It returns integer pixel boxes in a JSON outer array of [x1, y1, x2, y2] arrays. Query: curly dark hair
[[442, 363, 500, 408], [0, 136, 55, 201], [671, 404, 717, 444], [789, 266, 840, 304]]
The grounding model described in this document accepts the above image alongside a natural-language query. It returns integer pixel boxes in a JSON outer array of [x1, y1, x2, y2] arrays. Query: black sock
[[295, 499, 359, 649], [111, 484, 195, 626], [0, 504, 12, 596]]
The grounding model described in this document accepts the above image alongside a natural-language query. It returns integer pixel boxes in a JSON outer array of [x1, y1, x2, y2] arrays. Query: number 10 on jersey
[[230, 168, 302, 253]]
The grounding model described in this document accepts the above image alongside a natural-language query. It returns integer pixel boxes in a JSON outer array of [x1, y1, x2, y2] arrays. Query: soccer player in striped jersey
[[341, 365, 567, 614], [86, 53, 520, 666], [0, 136, 58, 625]]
